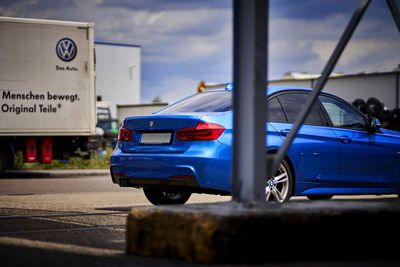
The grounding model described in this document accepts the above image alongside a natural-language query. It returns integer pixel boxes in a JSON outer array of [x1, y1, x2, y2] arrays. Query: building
[[270, 71, 400, 110], [95, 41, 141, 118]]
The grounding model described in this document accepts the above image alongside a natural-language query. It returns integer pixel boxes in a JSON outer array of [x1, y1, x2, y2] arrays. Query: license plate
[[140, 132, 172, 144]]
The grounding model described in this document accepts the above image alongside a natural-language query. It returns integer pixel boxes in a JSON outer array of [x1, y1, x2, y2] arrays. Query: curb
[[127, 199, 400, 263], [4, 169, 110, 178]]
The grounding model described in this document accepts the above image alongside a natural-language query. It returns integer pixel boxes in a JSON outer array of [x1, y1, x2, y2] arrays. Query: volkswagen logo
[[56, 38, 77, 62], [149, 121, 155, 128]]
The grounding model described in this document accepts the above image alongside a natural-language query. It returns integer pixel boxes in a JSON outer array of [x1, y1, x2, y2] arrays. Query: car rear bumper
[[110, 145, 231, 194]]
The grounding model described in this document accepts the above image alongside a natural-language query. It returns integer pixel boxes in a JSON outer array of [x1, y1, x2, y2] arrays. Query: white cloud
[[308, 38, 400, 71], [5, 2, 232, 64], [2, 1, 399, 102], [142, 76, 200, 103], [86, 6, 232, 64], [269, 13, 400, 78]]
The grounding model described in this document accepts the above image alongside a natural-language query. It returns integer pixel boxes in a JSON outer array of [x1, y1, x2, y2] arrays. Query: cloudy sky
[[1, 0, 400, 103]]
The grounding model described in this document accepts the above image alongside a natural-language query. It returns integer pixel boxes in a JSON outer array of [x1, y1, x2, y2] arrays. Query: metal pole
[[272, 0, 371, 173], [387, 0, 400, 33], [396, 72, 399, 109], [232, 0, 268, 203]]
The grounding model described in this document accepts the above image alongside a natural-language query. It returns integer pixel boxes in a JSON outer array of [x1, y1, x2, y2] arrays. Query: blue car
[[110, 86, 400, 204]]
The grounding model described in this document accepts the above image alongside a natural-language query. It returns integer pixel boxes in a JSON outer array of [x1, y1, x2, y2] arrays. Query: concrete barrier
[[127, 199, 400, 263]]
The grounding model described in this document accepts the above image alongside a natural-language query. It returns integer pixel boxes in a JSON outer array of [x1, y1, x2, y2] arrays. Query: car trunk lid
[[121, 114, 202, 154]]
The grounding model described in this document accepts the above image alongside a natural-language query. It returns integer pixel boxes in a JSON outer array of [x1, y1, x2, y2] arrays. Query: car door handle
[[280, 129, 291, 136], [339, 136, 352, 144]]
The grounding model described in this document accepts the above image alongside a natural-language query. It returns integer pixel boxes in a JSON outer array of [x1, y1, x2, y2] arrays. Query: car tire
[[0, 150, 6, 176], [265, 158, 293, 202], [307, 195, 333, 200], [143, 188, 191, 205]]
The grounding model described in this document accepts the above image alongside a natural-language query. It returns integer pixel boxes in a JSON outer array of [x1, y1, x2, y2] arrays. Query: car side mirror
[[369, 117, 381, 133]]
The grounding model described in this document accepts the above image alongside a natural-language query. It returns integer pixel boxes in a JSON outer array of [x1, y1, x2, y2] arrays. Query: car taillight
[[118, 127, 133, 141], [177, 122, 225, 141]]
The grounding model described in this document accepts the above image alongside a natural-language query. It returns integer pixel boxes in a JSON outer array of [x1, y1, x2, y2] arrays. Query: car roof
[[206, 86, 313, 95], [205, 85, 341, 98], [267, 86, 311, 95]]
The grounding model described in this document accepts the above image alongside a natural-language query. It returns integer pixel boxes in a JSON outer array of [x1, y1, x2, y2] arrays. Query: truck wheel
[[143, 188, 191, 205], [0, 150, 6, 176]]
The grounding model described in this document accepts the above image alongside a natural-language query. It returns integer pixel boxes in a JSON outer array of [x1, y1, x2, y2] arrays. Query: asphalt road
[[1, 173, 399, 267], [0, 173, 234, 267]]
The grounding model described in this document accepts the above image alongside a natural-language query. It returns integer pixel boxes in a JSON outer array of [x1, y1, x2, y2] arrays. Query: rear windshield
[[157, 91, 232, 113]]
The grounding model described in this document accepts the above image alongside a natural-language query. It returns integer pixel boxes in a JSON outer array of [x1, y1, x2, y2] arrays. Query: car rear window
[[157, 91, 232, 113]]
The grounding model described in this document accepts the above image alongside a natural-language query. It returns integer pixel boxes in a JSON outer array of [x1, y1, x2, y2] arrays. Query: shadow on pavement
[[96, 206, 148, 212]]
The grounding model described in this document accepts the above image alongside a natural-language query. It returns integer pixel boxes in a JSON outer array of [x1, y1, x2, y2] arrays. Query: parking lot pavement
[[1, 173, 399, 266], [3, 169, 110, 178], [0, 174, 231, 266]]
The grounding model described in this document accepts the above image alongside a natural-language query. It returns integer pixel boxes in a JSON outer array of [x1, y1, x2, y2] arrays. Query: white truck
[[0, 16, 97, 173]]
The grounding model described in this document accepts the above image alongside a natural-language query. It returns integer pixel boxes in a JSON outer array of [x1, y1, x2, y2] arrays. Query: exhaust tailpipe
[[119, 180, 127, 187]]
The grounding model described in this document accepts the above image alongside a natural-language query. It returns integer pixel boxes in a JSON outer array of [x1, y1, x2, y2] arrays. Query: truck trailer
[[0, 16, 97, 173]]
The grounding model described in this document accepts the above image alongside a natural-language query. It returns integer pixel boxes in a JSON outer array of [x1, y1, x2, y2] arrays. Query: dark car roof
[[267, 86, 311, 95], [206, 86, 328, 96]]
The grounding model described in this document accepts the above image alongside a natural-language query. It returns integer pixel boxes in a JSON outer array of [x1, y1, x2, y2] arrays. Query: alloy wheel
[[265, 163, 290, 202]]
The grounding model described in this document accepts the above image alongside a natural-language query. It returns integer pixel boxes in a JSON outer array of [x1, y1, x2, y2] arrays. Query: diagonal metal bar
[[271, 0, 371, 174], [386, 0, 400, 33]]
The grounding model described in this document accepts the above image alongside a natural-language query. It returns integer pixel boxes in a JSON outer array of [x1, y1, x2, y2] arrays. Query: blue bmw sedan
[[110, 87, 400, 204]]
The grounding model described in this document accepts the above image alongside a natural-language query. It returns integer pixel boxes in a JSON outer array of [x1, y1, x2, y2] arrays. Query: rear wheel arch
[[267, 151, 296, 196], [283, 155, 295, 196]]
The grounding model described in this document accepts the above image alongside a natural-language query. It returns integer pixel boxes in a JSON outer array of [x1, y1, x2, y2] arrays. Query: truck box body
[[0, 17, 97, 172], [0, 17, 96, 136]]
